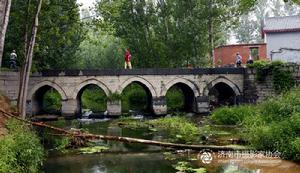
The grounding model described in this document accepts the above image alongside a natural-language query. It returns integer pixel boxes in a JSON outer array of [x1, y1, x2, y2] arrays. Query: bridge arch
[[119, 76, 157, 98], [119, 77, 158, 113], [203, 77, 241, 96], [27, 81, 67, 115], [73, 79, 110, 115], [72, 79, 110, 100], [27, 80, 67, 101], [203, 77, 241, 106], [162, 78, 200, 112], [161, 78, 200, 97]]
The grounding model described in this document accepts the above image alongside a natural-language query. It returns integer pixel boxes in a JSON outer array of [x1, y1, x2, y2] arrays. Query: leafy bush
[[247, 60, 269, 81], [258, 88, 300, 122], [43, 89, 62, 114], [81, 87, 107, 112], [150, 116, 199, 144], [0, 119, 44, 173], [121, 83, 149, 112], [211, 87, 300, 162], [106, 92, 122, 102], [211, 105, 256, 125], [114, 116, 199, 144], [272, 64, 295, 93], [244, 113, 300, 161], [248, 60, 295, 93], [289, 137, 300, 161], [244, 88, 300, 162]]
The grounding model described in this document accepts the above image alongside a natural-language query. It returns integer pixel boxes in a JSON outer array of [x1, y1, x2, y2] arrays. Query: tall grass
[[210, 87, 300, 162]]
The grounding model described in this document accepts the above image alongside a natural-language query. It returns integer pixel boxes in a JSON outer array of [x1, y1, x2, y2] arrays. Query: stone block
[[107, 101, 121, 116], [153, 105, 167, 115]]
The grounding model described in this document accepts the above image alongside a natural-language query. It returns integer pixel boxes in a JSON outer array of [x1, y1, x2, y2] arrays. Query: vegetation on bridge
[[248, 61, 295, 93]]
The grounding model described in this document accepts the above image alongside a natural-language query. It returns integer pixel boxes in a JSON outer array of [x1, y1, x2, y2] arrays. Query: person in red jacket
[[124, 49, 132, 69]]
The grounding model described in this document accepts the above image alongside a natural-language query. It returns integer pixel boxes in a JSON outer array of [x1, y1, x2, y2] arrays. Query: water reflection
[[44, 153, 174, 173], [43, 120, 300, 173]]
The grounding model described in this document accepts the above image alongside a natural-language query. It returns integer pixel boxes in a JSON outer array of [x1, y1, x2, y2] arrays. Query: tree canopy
[[94, 0, 257, 68], [4, 0, 84, 71], [3, 0, 299, 70]]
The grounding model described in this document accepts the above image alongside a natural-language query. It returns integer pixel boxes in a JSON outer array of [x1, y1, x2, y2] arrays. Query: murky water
[[42, 119, 300, 173]]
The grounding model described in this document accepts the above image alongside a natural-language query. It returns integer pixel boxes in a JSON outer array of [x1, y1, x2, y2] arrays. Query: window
[[250, 47, 259, 60]]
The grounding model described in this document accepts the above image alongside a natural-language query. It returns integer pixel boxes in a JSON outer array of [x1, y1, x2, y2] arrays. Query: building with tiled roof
[[263, 15, 300, 63]]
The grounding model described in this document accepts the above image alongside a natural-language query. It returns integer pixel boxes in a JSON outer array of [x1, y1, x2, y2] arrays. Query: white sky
[[77, 0, 96, 8]]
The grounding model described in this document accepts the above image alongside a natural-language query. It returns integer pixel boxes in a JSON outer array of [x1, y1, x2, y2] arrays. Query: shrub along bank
[[211, 87, 300, 162], [0, 119, 44, 173]]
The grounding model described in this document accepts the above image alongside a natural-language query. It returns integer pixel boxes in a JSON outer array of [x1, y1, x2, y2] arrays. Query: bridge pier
[[195, 96, 210, 114], [152, 97, 167, 115], [26, 100, 34, 115], [107, 100, 122, 116], [61, 99, 79, 117]]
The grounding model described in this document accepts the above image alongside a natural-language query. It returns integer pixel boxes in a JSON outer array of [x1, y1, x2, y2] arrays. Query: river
[[41, 118, 300, 173]]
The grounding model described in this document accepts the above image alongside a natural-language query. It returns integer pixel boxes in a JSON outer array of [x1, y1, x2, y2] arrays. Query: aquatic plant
[[173, 161, 206, 173]]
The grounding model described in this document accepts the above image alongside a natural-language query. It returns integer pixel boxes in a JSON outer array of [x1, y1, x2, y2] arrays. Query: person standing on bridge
[[124, 49, 132, 69], [235, 52, 242, 67], [9, 50, 17, 69]]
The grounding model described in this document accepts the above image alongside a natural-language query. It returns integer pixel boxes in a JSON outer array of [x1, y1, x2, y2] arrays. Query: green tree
[[0, 0, 11, 68], [234, 0, 299, 43], [76, 28, 126, 69], [95, 0, 256, 68], [4, 0, 84, 71]]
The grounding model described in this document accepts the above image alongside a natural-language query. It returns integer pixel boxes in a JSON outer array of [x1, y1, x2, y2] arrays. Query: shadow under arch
[[203, 77, 242, 108], [72, 79, 110, 100], [161, 78, 200, 97], [162, 78, 200, 112], [74, 82, 109, 116], [119, 77, 157, 98], [28, 81, 67, 116], [29, 85, 64, 116], [28, 80, 67, 101], [119, 77, 157, 113]]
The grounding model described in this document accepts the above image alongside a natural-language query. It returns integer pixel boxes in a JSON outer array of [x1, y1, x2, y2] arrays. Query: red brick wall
[[214, 43, 267, 67]]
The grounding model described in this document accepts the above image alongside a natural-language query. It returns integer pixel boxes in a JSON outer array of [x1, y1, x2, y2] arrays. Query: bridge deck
[[34, 68, 246, 77]]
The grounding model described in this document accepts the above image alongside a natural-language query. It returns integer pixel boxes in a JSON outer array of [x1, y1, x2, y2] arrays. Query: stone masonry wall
[[243, 64, 300, 103], [0, 72, 19, 102]]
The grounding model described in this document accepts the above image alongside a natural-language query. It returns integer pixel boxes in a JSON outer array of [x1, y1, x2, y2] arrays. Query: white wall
[[266, 32, 300, 63]]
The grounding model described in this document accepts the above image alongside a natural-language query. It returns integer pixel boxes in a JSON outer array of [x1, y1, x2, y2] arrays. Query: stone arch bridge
[[25, 68, 248, 116]]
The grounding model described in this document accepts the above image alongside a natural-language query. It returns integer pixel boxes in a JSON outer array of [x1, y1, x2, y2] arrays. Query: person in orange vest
[[124, 49, 132, 69]]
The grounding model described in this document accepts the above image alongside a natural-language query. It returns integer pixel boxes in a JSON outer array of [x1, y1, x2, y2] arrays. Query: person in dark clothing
[[9, 50, 17, 69], [235, 52, 242, 67]]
